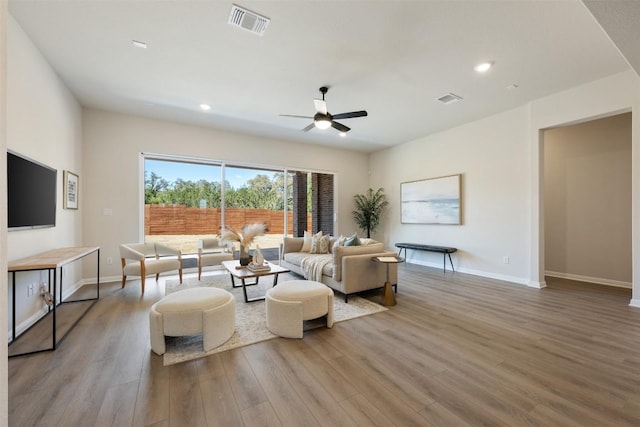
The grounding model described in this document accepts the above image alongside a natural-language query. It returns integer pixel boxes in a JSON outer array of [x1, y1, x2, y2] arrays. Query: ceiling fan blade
[[331, 110, 368, 120], [280, 114, 313, 119], [314, 99, 327, 115], [302, 123, 316, 132], [331, 121, 350, 133]]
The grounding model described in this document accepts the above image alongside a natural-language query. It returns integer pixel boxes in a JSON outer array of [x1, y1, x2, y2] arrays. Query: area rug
[[163, 272, 387, 365]]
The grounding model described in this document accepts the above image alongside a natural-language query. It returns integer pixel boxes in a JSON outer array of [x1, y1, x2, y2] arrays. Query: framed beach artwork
[[401, 174, 461, 224]]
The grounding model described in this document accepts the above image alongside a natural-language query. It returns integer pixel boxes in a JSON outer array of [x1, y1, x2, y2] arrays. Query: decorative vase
[[239, 244, 251, 266], [254, 245, 264, 265]]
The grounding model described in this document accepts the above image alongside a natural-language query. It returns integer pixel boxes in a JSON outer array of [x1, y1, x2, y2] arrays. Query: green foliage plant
[[352, 188, 388, 238]]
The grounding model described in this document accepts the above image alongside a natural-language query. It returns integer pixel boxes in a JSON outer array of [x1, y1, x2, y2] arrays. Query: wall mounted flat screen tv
[[7, 150, 57, 230]]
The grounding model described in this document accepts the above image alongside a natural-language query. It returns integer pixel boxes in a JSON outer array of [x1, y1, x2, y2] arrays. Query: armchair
[[120, 242, 182, 293], [197, 238, 234, 280]]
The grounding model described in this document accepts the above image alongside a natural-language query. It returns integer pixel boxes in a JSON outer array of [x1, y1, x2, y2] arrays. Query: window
[[142, 154, 334, 260]]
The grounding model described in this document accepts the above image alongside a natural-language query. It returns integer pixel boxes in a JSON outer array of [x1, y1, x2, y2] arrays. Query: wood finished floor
[[8, 264, 640, 426]]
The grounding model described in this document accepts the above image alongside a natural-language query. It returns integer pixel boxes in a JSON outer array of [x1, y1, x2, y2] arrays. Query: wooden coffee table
[[222, 260, 290, 303]]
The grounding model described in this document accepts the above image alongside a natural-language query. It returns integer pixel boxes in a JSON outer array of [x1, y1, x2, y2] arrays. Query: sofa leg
[[344, 294, 348, 303]]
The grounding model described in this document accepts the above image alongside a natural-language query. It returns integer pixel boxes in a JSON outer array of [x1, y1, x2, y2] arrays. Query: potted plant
[[352, 188, 389, 238], [218, 223, 266, 265]]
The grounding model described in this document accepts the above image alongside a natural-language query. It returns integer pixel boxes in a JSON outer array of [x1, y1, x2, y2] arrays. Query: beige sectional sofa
[[279, 236, 398, 302]]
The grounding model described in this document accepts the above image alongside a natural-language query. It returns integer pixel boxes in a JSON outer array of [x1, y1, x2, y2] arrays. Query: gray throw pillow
[[343, 234, 361, 246]]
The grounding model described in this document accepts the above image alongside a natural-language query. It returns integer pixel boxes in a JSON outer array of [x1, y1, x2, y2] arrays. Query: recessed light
[[474, 62, 492, 73], [200, 104, 211, 111], [132, 40, 147, 49], [339, 132, 346, 138]]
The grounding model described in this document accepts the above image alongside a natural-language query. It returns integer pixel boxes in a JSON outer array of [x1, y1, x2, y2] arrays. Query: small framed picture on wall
[[63, 170, 79, 210]]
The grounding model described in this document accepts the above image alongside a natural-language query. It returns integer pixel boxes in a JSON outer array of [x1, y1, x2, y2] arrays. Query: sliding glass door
[[143, 154, 334, 260], [144, 158, 223, 255], [222, 166, 287, 260]]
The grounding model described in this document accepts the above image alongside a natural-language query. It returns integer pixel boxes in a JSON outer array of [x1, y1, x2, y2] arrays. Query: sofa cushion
[[283, 251, 309, 266], [282, 237, 304, 255], [360, 238, 378, 246], [283, 252, 333, 277]]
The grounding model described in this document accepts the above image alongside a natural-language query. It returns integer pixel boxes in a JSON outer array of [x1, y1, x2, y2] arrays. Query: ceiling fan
[[281, 86, 368, 133]]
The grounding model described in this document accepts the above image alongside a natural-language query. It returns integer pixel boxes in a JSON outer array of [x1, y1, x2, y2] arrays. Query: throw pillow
[[301, 230, 321, 252], [310, 234, 331, 254], [330, 235, 346, 253], [301, 231, 311, 252], [344, 233, 361, 247]]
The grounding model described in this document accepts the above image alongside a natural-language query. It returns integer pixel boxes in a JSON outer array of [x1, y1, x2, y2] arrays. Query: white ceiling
[[8, 1, 636, 153]]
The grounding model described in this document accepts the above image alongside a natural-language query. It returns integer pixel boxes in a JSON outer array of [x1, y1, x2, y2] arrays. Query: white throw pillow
[[301, 230, 322, 252], [331, 235, 346, 253]]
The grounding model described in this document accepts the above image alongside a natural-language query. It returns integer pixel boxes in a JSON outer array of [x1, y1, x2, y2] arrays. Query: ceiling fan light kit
[[313, 117, 331, 130], [281, 86, 368, 134]]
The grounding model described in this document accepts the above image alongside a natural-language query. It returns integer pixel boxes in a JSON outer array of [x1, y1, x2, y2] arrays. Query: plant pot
[[239, 245, 251, 266]]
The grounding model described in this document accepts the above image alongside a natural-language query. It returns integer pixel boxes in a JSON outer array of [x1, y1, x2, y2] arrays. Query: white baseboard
[[527, 280, 547, 289], [90, 266, 202, 288], [545, 271, 632, 289], [405, 259, 530, 287], [9, 278, 92, 343], [8, 306, 49, 343]]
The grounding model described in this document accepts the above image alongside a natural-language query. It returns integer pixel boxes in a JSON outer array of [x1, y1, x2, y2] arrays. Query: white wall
[[529, 71, 640, 305], [544, 113, 632, 286], [371, 70, 640, 305], [6, 16, 83, 335], [370, 106, 530, 284], [1, 2, 9, 424], [82, 108, 371, 280]]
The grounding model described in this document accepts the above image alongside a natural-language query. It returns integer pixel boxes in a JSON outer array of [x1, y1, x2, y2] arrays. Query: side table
[[372, 255, 404, 306]]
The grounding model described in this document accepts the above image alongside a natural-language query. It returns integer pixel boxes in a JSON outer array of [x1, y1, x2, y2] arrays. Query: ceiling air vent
[[436, 93, 463, 105], [228, 4, 270, 36]]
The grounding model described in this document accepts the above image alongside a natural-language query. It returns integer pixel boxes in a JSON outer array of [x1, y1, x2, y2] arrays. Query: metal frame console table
[[8, 246, 100, 358]]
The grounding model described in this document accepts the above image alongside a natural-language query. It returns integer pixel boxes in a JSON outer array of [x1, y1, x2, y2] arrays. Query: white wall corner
[[629, 299, 640, 308], [527, 280, 547, 289]]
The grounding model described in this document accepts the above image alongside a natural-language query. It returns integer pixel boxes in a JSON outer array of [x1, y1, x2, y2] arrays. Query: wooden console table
[[395, 243, 457, 273], [8, 246, 100, 357]]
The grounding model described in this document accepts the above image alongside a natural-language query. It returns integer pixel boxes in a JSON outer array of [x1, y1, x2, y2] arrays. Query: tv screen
[[7, 151, 57, 230]]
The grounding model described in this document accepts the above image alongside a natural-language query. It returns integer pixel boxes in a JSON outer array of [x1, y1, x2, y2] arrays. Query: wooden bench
[[395, 243, 457, 272]]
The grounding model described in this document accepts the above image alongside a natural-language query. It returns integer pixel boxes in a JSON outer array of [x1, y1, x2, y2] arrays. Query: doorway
[[543, 112, 632, 289]]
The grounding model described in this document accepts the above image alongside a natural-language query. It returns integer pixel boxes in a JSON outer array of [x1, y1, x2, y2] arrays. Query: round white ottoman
[[265, 280, 334, 339], [149, 287, 235, 355]]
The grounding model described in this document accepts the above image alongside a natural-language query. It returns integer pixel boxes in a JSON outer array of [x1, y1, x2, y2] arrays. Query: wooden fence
[[144, 205, 311, 235]]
